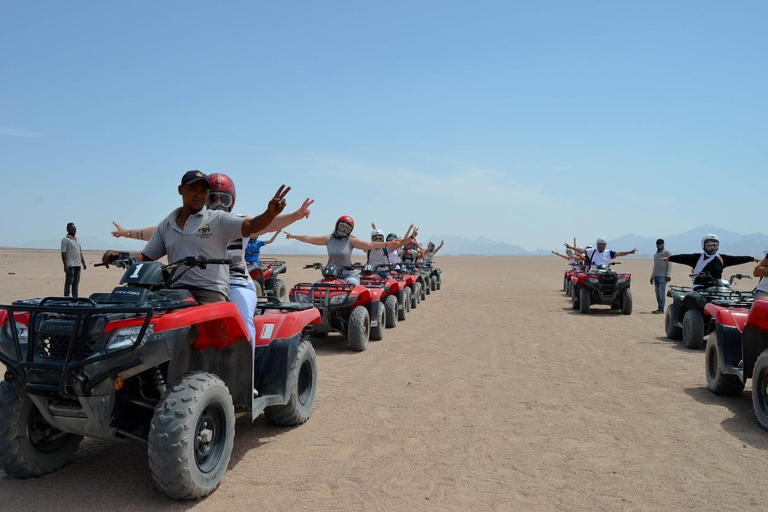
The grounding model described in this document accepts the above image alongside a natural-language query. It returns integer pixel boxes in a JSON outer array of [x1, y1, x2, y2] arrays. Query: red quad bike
[[356, 263, 410, 325], [570, 263, 632, 315], [563, 266, 584, 297], [391, 267, 422, 311], [704, 298, 768, 430], [0, 255, 320, 500], [248, 258, 288, 302], [289, 263, 386, 351]]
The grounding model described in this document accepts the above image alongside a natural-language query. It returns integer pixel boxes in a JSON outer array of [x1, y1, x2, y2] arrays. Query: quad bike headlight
[[3, 322, 28, 345], [106, 325, 155, 351], [329, 294, 347, 306]]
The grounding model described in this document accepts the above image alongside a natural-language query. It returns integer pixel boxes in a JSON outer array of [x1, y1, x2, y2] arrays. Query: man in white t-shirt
[[565, 237, 637, 269]]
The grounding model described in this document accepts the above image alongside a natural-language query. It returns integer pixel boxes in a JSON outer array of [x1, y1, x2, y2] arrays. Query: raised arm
[[433, 240, 444, 254], [240, 185, 290, 236], [551, 250, 569, 261], [564, 242, 585, 255], [264, 230, 281, 245], [111, 221, 158, 242], [614, 248, 638, 258], [390, 228, 418, 250], [284, 232, 331, 246], [252, 197, 313, 237], [403, 223, 414, 239]]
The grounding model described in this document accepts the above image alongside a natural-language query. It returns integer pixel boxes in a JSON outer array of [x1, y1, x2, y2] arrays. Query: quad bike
[[390, 267, 422, 311], [664, 272, 752, 349], [423, 262, 442, 292], [564, 265, 585, 297], [289, 263, 385, 351], [356, 264, 410, 326], [704, 298, 768, 430], [0, 254, 320, 500], [400, 260, 430, 302], [248, 258, 288, 302], [570, 263, 632, 315]]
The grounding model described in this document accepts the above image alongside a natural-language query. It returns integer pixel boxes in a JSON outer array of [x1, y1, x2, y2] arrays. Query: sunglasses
[[208, 192, 233, 207], [372, 235, 384, 242]]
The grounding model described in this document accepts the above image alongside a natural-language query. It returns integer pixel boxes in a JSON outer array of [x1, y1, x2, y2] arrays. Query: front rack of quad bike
[[259, 258, 287, 274], [710, 295, 755, 308], [291, 282, 356, 305], [0, 297, 155, 399]]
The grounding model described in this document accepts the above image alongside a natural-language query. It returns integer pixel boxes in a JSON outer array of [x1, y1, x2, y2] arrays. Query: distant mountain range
[[5, 225, 767, 258]]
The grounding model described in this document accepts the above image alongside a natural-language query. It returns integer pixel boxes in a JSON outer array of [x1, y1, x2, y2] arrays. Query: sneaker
[[652, 309, 663, 314]]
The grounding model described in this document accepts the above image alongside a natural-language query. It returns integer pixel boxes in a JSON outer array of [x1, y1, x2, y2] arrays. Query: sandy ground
[[0, 248, 767, 511]]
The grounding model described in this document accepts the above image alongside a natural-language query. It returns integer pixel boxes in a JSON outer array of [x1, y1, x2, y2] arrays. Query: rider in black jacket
[[663, 234, 757, 289]]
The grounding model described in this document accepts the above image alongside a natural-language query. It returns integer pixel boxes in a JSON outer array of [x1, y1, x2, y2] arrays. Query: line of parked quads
[[562, 264, 768, 433], [0, 256, 442, 499]]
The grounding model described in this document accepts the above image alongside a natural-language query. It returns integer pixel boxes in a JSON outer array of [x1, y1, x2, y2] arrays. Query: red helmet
[[335, 215, 354, 236], [208, 173, 236, 211]]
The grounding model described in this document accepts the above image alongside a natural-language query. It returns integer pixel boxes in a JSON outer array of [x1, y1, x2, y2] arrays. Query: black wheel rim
[[27, 406, 71, 454], [707, 345, 718, 381], [195, 402, 226, 473], [297, 358, 313, 406], [758, 366, 768, 415]]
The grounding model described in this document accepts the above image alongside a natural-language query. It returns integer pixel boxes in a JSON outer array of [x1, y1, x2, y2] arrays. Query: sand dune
[[0, 248, 765, 511]]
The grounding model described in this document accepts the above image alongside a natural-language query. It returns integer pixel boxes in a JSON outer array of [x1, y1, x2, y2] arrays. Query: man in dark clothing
[[663, 233, 757, 290]]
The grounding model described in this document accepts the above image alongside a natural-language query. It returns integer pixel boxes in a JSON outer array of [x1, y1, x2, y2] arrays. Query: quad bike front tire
[[683, 309, 705, 349], [148, 372, 235, 500], [579, 287, 591, 314], [370, 303, 386, 341], [751, 350, 768, 430], [436, 275, 441, 290], [411, 284, 419, 309], [0, 380, 83, 479], [621, 288, 633, 315], [665, 304, 682, 340], [399, 290, 409, 321], [571, 285, 580, 310], [347, 306, 370, 351], [705, 332, 744, 396], [384, 295, 399, 328], [272, 279, 288, 303], [563, 276, 567, 292], [265, 338, 318, 426]]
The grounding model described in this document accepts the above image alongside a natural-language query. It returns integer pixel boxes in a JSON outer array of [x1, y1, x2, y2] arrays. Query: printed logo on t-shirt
[[197, 223, 213, 239]]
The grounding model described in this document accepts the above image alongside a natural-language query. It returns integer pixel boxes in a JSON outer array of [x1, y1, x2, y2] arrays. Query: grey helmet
[[596, 237, 607, 246], [371, 228, 385, 242]]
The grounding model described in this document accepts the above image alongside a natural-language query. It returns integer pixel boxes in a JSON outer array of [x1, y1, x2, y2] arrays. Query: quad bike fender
[[682, 294, 705, 314], [252, 333, 304, 417], [743, 327, 768, 380], [352, 288, 376, 308], [152, 302, 250, 352], [397, 289, 408, 310], [366, 300, 383, 327], [712, 323, 745, 379], [746, 300, 768, 332], [704, 303, 749, 332], [253, 308, 321, 347]]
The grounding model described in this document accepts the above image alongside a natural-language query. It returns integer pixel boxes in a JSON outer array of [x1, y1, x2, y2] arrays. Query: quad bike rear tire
[[705, 333, 744, 395], [620, 288, 633, 315], [751, 350, 768, 430], [265, 338, 317, 426], [399, 289, 409, 321], [579, 287, 591, 314], [411, 284, 420, 309], [370, 304, 386, 341], [419, 281, 426, 301], [665, 304, 682, 340], [430, 275, 437, 292], [384, 295, 398, 328], [563, 276, 567, 292], [683, 309, 705, 349], [347, 306, 370, 351], [272, 279, 288, 303], [254, 281, 263, 297], [148, 372, 235, 500], [0, 380, 83, 479], [566, 281, 572, 297], [424, 278, 431, 296], [436, 276, 441, 290], [571, 285, 580, 309]]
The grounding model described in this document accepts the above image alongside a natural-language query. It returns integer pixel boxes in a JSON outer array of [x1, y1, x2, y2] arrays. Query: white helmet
[[701, 234, 719, 254], [596, 237, 607, 246], [371, 228, 385, 241]]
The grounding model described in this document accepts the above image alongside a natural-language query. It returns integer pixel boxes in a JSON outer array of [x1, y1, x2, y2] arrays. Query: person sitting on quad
[[421, 240, 444, 265], [565, 238, 637, 269], [285, 216, 402, 286], [754, 253, 768, 301], [662, 234, 758, 290], [551, 249, 585, 270], [367, 224, 418, 279], [245, 230, 282, 272], [108, 172, 313, 342]]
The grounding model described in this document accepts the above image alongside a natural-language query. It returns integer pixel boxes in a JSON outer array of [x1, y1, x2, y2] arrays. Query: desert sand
[[0, 248, 766, 511]]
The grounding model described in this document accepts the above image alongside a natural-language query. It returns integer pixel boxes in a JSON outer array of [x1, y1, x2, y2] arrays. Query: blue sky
[[1, 1, 766, 251]]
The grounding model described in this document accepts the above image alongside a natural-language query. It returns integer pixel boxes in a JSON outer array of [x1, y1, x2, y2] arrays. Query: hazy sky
[[1, 1, 765, 251]]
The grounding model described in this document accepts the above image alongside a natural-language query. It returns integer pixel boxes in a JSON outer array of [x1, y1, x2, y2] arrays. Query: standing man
[[650, 238, 671, 314], [61, 222, 86, 297]]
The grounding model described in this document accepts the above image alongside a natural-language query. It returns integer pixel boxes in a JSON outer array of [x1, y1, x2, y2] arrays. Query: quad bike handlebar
[[304, 263, 324, 270]]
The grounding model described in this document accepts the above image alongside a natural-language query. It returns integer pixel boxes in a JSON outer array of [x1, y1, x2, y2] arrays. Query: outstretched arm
[[252, 197, 313, 237], [614, 248, 638, 258], [264, 230, 281, 245], [564, 242, 585, 255], [111, 221, 157, 242], [240, 185, 290, 236], [350, 235, 403, 251], [284, 232, 331, 246], [551, 250, 569, 260], [754, 256, 768, 278]]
